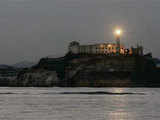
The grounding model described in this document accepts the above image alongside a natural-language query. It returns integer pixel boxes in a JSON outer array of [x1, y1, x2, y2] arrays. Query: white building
[[68, 41, 143, 56], [69, 41, 128, 55]]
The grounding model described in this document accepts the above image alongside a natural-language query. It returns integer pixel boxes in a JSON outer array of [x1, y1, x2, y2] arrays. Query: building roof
[[80, 43, 121, 47]]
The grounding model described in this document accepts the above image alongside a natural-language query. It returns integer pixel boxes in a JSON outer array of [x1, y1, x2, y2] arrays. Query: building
[[68, 41, 143, 56]]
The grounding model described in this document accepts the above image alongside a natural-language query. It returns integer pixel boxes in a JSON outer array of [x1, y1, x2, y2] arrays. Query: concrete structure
[[68, 41, 143, 56]]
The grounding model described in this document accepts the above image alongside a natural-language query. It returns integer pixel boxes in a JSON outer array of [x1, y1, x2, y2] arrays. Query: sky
[[0, 0, 160, 64]]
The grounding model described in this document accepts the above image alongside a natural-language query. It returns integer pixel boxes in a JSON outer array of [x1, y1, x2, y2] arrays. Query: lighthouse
[[114, 29, 122, 55]]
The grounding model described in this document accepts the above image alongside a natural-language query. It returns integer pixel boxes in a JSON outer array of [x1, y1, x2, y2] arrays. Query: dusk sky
[[0, 0, 160, 64]]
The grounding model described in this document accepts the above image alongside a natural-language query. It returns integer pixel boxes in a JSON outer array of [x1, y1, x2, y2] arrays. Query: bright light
[[108, 44, 112, 47], [115, 29, 122, 36], [100, 44, 104, 48]]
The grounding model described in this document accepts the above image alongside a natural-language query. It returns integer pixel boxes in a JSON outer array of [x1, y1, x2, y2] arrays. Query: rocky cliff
[[15, 69, 59, 87], [63, 54, 160, 87], [15, 53, 160, 87], [64, 55, 135, 87]]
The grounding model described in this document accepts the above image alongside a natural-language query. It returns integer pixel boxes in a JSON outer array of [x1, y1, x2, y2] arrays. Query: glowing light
[[108, 44, 112, 47], [100, 44, 104, 48], [120, 48, 125, 54], [115, 29, 122, 36]]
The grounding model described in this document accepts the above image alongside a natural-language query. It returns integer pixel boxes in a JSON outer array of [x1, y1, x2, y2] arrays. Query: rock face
[[16, 69, 59, 87], [63, 54, 160, 87], [14, 53, 159, 87], [65, 56, 135, 87]]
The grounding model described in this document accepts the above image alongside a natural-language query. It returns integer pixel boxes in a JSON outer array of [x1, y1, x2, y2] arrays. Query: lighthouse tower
[[115, 29, 122, 55]]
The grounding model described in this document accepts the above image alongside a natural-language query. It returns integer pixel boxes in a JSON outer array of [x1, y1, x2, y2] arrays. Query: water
[[0, 87, 159, 120]]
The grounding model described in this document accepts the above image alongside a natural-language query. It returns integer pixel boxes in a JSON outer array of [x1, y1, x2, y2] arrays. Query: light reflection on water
[[106, 88, 133, 120], [112, 88, 125, 93], [0, 87, 159, 120], [108, 112, 131, 120]]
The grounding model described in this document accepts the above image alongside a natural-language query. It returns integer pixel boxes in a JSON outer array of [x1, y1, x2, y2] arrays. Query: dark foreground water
[[0, 87, 159, 120]]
